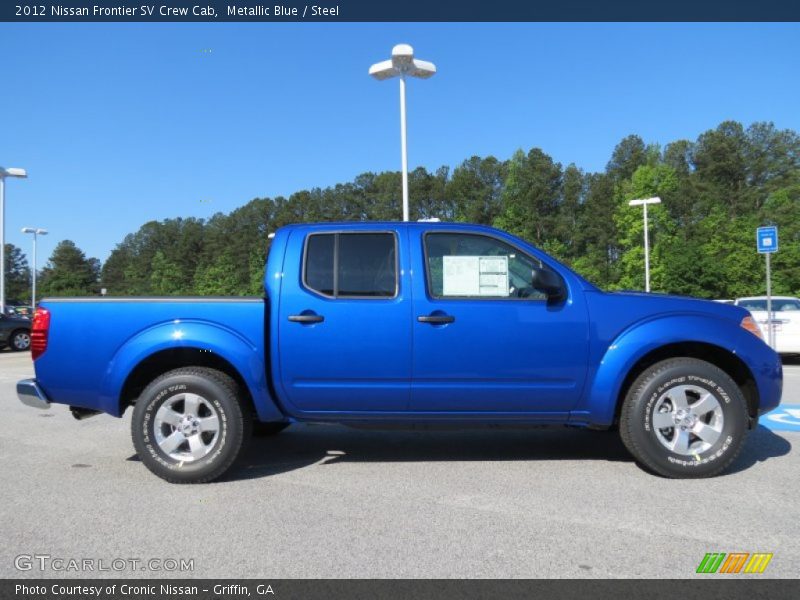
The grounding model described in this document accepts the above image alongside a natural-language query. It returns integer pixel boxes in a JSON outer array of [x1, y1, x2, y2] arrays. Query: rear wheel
[[619, 358, 748, 478], [131, 367, 251, 483], [10, 330, 31, 352]]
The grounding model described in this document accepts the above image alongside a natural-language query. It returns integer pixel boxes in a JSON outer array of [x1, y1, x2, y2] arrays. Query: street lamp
[[628, 196, 662, 293], [21, 227, 48, 312], [0, 166, 28, 314], [369, 44, 436, 222]]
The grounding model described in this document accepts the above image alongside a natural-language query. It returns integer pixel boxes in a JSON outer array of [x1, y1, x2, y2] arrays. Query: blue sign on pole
[[757, 226, 778, 254]]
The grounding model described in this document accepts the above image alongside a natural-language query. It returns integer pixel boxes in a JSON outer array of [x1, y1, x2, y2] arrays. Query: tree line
[[5, 120, 799, 304]]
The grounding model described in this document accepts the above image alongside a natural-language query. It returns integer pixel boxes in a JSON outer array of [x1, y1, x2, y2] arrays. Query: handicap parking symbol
[[763, 405, 800, 432]]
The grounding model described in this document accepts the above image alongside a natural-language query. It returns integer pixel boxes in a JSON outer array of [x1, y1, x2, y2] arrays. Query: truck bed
[[32, 297, 268, 418]]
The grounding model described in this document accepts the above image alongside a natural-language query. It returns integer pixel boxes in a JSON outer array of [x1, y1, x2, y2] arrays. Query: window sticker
[[442, 255, 509, 297]]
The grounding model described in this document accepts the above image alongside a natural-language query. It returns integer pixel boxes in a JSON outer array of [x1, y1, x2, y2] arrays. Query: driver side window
[[424, 233, 546, 300]]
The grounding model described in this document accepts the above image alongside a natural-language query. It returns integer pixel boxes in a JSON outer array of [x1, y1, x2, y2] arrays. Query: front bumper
[[17, 379, 51, 410]]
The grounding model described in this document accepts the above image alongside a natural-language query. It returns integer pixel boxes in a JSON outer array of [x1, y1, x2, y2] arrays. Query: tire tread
[[131, 367, 251, 484], [619, 357, 747, 478]]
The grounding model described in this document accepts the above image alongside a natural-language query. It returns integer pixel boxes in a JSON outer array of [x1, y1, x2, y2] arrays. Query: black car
[[0, 312, 32, 351]]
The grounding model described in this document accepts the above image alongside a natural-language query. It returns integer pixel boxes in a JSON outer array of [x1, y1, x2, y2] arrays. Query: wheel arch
[[613, 342, 759, 428], [576, 314, 764, 428], [119, 347, 259, 418], [98, 319, 284, 422]]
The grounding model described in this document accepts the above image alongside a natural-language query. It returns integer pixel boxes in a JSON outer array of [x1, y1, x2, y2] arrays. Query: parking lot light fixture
[[370, 44, 436, 222], [21, 227, 48, 312], [628, 196, 662, 293], [0, 166, 28, 315]]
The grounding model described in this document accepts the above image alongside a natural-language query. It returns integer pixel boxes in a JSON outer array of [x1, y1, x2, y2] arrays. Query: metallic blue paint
[[29, 222, 782, 429], [33, 299, 283, 421]]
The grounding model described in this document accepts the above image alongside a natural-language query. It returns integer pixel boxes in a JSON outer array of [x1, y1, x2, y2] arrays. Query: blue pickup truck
[[17, 222, 782, 483]]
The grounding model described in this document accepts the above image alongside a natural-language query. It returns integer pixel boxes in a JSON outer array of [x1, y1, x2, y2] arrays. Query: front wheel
[[619, 358, 749, 478], [131, 367, 251, 483]]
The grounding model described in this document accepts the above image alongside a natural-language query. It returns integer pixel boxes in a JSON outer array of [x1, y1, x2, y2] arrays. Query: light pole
[[21, 227, 48, 312], [0, 167, 28, 314], [628, 196, 662, 293], [369, 44, 436, 222]]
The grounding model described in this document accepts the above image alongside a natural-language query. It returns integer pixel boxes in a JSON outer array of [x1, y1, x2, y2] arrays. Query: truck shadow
[[228, 423, 790, 481], [728, 425, 793, 474]]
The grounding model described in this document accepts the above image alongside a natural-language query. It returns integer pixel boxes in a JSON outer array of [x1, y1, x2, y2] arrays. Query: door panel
[[410, 230, 589, 413], [278, 229, 412, 413]]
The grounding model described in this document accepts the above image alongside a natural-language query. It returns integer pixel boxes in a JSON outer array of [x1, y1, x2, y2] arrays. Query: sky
[[1, 22, 799, 264]]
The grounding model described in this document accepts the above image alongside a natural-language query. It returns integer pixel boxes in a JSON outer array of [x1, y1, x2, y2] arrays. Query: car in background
[[735, 296, 800, 355], [4, 299, 32, 318], [6, 305, 33, 318], [713, 299, 734, 305], [0, 312, 32, 351]]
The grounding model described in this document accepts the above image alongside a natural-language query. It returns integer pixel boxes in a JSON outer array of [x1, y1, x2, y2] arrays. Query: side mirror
[[531, 267, 566, 302]]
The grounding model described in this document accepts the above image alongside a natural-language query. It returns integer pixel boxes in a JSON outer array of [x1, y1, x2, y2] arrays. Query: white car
[[735, 296, 800, 355]]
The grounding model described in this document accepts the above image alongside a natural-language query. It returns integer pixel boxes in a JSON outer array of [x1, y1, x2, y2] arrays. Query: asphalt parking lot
[[1, 351, 798, 579]]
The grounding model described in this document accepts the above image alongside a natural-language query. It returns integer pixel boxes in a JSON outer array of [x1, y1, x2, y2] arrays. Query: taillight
[[741, 315, 764, 341], [31, 307, 50, 360]]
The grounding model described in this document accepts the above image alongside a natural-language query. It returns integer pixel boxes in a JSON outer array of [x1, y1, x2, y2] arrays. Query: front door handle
[[417, 314, 455, 324], [288, 314, 324, 324]]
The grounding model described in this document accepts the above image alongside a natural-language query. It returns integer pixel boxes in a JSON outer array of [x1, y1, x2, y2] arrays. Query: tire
[[619, 358, 748, 478], [131, 367, 251, 483], [10, 329, 31, 352], [253, 422, 290, 437]]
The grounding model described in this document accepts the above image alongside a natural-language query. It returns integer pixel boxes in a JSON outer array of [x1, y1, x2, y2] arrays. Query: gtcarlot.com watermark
[[14, 554, 194, 573]]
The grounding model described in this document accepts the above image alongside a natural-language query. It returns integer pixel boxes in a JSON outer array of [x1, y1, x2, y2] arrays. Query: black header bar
[[3, 579, 800, 600], [3, 1, 800, 22]]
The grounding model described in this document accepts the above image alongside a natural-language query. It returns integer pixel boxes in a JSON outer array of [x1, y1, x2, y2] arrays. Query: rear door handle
[[288, 314, 324, 324], [417, 314, 455, 324]]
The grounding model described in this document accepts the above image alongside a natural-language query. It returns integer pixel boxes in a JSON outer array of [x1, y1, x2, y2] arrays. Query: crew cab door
[[277, 227, 412, 413], [410, 229, 589, 415]]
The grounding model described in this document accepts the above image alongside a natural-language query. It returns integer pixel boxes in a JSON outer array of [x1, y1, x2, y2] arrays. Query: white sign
[[443, 255, 509, 297]]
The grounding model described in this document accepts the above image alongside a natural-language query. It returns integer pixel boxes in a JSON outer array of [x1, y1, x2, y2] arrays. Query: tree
[[194, 252, 245, 296], [39, 240, 100, 296], [446, 156, 507, 224], [613, 164, 678, 291], [761, 185, 800, 295], [410, 166, 452, 221], [572, 173, 618, 287], [150, 251, 184, 295], [555, 164, 585, 262], [607, 135, 648, 182], [3, 243, 31, 304], [691, 121, 749, 217], [493, 148, 562, 248]]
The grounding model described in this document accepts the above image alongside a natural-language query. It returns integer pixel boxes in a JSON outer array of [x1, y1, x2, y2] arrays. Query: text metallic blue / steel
[[29, 221, 782, 429]]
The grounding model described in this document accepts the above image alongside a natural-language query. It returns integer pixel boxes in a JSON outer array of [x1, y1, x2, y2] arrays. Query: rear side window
[[304, 235, 335, 295], [303, 232, 397, 298]]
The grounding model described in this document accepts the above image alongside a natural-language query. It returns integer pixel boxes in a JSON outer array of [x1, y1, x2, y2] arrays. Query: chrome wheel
[[652, 384, 724, 455], [13, 332, 31, 350], [153, 393, 220, 462]]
